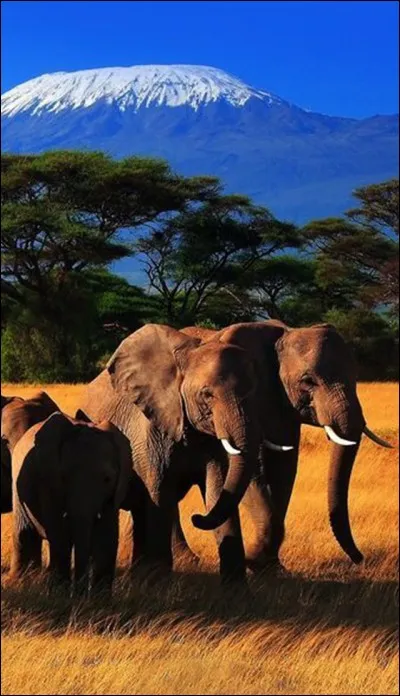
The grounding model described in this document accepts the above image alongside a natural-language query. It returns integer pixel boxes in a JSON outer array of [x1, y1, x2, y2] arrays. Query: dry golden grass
[[1, 382, 399, 695]]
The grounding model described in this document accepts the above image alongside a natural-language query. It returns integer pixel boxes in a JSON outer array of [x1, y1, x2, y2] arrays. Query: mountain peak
[[1, 63, 285, 116]]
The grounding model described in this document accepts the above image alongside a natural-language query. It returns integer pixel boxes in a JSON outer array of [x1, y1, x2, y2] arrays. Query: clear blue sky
[[1, 0, 398, 118]]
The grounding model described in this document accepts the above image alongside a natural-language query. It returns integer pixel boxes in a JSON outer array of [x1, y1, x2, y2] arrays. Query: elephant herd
[[1, 319, 392, 597]]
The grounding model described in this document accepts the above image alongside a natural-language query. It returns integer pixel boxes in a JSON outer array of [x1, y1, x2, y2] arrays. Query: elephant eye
[[104, 475, 112, 484], [200, 387, 213, 400], [301, 374, 316, 387]]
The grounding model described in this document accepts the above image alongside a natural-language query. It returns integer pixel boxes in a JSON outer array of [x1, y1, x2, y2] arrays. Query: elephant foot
[[91, 580, 114, 602], [219, 560, 248, 591], [48, 577, 72, 598], [131, 557, 172, 588], [214, 577, 253, 612], [246, 553, 288, 577], [72, 577, 91, 601], [220, 576, 250, 595]]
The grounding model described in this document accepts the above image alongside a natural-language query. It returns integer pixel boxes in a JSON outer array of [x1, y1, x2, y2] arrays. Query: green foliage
[[1, 305, 94, 383], [323, 308, 398, 381], [137, 194, 301, 324], [346, 178, 399, 236], [1, 151, 398, 382], [1, 150, 219, 381], [302, 179, 399, 312]]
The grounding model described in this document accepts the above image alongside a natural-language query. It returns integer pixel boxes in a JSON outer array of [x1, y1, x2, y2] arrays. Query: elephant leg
[[129, 480, 176, 577], [143, 488, 175, 575], [241, 477, 279, 572], [263, 442, 299, 561], [131, 506, 146, 569], [11, 507, 42, 577], [202, 461, 247, 585], [243, 440, 299, 572], [48, 524, 73, 592], [128, 474, 150, 571], [92, 510, 119, 598], [171, 497, 200, 568], [133, 488, 198, 573]]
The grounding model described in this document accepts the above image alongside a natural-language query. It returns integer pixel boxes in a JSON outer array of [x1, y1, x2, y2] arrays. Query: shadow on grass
[[2, 560, 399, 653]]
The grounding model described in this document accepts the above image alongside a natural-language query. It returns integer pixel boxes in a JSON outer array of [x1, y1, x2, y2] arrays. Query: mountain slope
[[1, 64, 398, 222]]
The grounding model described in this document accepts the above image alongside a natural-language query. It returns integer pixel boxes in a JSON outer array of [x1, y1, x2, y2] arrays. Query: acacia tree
[[302, 179, 399, 312], [346, 178, 398, 235], [301, 179, 399, 379], [238, 256, 315, 320], [136, 194, 301, 325], [1, 150, 219, 378], [1, 150, 219, 306]]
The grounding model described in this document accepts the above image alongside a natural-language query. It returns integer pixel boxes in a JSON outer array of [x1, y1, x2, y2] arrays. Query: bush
[[324, 308, 399, 380]]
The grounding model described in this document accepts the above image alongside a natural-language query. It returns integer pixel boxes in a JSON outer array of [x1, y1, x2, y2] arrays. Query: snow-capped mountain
[[2, 64, 285, 115], [2, 64, 398, 223]]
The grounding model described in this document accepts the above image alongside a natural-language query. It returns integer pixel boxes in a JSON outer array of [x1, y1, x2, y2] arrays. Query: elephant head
[[106, 324, 290, 532], [206, 320, 392, 564], [1, 391, 60, 515], [32, 412, 132, 589], [274, 322, 393, 563], [1, 391, 59, 452]]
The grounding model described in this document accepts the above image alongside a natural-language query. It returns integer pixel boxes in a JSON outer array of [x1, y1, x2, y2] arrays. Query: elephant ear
[[106, 324, 200, 441], [96, 421, 133, 509], [74, 408, 92, 423], [1, 394, 14, 410], [216, 321, 292, 433], [217, 321, 287, 365], [29, 390, 59, 412], [312, 322, 336, 331]]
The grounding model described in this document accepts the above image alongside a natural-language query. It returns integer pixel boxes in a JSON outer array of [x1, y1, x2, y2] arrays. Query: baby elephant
[[11, 411, 132, 597]]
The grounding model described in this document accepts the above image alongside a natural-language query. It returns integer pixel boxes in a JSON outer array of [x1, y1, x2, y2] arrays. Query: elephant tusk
[[97, 513, 102, 520], [62, 512, 68, 519], [220, 438, 241, 455], [264, 438, 294, 452], [324, 425, 357, 447], [363, 426, 393, 449]]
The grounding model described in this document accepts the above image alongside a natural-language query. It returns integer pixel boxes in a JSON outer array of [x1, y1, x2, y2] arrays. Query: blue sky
[[1, 0, 399, 118]]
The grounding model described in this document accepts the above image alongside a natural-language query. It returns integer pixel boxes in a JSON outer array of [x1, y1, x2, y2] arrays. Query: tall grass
[[1, 383, 399, 695]]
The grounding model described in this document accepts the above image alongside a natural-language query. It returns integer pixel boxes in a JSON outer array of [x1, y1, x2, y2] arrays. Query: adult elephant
[[79, 323, 292, 583], [11, 411, 132, 597], [179, 321, 393, 570], [1, 391, 59, 514]]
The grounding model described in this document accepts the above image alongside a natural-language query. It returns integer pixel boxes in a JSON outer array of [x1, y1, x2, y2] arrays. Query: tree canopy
[[1, 150, 398, 382]]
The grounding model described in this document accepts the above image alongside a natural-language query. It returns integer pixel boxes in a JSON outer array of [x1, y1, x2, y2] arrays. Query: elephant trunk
[[328, 441, 363, 563], [192, 452, 253, 531], [322, 391, 365, 564], [192, 400, 258, 531]]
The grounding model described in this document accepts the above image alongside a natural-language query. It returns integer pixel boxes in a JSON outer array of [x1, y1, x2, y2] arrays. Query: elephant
[[1, 391, 60, 514], [175, 320, 393, 571], [11, 411, 132, 597], [1, 436, 12, 514], [78, 323, 293, 584]]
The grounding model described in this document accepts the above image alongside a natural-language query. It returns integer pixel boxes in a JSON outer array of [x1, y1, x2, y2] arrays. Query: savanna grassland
[[1, 382, 399, 695]]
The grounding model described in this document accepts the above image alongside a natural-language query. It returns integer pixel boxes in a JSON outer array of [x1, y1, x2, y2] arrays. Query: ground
[[1, 382, 398, 695]]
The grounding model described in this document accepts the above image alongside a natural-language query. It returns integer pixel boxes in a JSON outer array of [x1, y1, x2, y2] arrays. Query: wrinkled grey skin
[[79, 323, 266, 584], [177, 321, 391, 571], [11, 411, 132, 597], [1, 391, 59, 514]]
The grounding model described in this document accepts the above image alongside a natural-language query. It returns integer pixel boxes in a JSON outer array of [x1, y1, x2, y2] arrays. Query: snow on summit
[[1, 64, 282, 117]]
